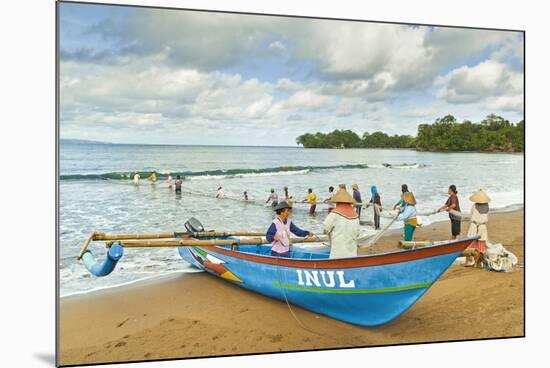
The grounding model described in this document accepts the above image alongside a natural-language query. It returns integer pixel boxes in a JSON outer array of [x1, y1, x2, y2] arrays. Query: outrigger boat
[[78, 218, 479, 327]]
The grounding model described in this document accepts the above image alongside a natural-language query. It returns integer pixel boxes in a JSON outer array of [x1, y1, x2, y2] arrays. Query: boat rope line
[[275, 255, 316, 333], [271, 282, 433, 294], [274, 256, 375, 348]]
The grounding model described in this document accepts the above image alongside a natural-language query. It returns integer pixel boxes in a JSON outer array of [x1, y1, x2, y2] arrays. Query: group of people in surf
[[265, 183, 492, 267], [260, 184, 382, 222], [132, 172, 183, 194]]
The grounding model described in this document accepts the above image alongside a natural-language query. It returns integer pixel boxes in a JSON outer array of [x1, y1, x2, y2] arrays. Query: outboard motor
[[185, 217, 205, 233]]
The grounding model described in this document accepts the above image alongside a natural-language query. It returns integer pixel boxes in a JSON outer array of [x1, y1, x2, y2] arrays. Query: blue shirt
[[266, 219, 309, 241]]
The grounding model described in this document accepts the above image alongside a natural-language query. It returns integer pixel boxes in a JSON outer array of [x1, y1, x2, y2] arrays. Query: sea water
[[59, 142, 524, 296]]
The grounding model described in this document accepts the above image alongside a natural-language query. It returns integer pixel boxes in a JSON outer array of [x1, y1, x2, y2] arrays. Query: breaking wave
[[60, 163, 427, 181]]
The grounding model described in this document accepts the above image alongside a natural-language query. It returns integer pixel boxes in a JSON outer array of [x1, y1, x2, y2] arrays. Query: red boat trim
[[201, 238, 476, 269]]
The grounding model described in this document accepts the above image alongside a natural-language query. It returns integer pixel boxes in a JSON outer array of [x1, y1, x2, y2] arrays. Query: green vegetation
[[296, 130, 415, 149], [416, 114, 524, 152], [295, 114, 524, 152]]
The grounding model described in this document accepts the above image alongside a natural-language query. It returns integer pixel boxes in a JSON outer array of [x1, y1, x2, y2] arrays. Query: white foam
[[185, 169, 311, 181]]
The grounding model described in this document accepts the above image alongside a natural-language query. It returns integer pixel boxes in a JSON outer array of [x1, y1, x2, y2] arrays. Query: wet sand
[[59, 209, 524, 366]]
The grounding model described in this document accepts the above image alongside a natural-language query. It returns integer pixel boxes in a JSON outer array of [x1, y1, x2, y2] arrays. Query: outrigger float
[[78, 218, 479, 327]]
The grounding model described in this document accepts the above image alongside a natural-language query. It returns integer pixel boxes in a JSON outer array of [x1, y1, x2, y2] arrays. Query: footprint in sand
[[114, 341, 127, 348], [144, 353, 152, 358], [270, 334, 283, 343]]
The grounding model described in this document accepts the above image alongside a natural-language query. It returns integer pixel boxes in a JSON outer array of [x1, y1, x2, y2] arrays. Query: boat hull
[[178, 237, 477, 327]]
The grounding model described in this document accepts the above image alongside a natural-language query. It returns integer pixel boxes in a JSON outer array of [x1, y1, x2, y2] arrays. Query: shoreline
[[60, 208, 524, 365]]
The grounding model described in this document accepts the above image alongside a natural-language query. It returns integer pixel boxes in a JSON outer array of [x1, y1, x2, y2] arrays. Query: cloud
[[435, 60, 523, 112], [59, 4, 525, 144]]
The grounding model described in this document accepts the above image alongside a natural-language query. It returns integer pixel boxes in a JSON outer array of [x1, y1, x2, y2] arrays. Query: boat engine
[[185, 217, 205, 233]]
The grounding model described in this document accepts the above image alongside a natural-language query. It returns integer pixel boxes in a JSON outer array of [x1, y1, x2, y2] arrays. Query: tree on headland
[[415, 114, 523, 152], [296, 114, 524, 152]]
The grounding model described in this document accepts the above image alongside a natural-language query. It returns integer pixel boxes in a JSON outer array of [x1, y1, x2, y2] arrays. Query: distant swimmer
[[133, 172, 140, 185], [216, 186, 225, 199], [303, 188, 317, 215], [243, 191, 249, 201], [148, 171, 157, 183], [174, 175, 183, 195], [266, 188, 279, 207], [324, 186, 335, 213], [167, 173, 174, 189]]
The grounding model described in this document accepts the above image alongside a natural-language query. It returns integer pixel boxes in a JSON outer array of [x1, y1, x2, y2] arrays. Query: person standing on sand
[[393, 184, 409, 210], [216, 186, 224, 199], [397, 192, 418, 241], [464, 189, 491, 267], [174, 175, 183, 195], [323, 184, 361, 259], [303, 188, 317, 215], [133, 172, 140, 185], [352, 184, 362, 218], [439, 185, 461, 239], [324, 186, 335, 213], [266, 201, 313, 258], [369, 185, 382, 230], [167, 173, 174, 189], [266, 188, 279, 207]]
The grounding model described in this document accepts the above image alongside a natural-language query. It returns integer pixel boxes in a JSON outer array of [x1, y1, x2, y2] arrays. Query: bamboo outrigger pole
[[77, 231, 267, 260], [106, 236, 328, 248]]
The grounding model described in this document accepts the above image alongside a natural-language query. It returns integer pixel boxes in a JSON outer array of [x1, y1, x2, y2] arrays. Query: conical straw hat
[[401, 192, 417, 205], [352, 184, 359, 190], [329, 184, 356, 204], [469, 190, 491, 204]]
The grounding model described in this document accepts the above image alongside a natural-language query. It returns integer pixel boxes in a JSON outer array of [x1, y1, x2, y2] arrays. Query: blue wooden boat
[[176, 236, 478, 327], [78, 220, 479, 327]]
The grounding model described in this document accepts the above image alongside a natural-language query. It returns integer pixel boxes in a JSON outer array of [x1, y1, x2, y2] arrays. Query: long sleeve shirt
[[323, 212, 360, 258], [266, 220, 309, 242]]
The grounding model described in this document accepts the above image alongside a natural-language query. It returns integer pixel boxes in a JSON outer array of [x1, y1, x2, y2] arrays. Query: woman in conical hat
[[323, 184, 361, 259], [464, 190, 491, 267], [469, 189, 491, 204], [397, 191, 417, 241]]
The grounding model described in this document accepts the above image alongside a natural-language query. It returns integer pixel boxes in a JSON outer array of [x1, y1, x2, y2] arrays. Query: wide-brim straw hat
[[469, 190, 491, 204], [401, 192, 417, 205], [329, 187, 356, 204], [273, 201, 293, 211]]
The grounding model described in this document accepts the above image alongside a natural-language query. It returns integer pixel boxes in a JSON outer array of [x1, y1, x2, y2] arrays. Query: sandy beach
[[59, 209, 524, 366]]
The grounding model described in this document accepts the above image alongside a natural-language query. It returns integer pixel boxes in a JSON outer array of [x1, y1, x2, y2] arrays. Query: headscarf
[[371, 185, 378, 196]]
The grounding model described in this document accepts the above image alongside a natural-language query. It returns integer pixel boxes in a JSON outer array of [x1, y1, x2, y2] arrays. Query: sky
[[59, 2, 524, 146]]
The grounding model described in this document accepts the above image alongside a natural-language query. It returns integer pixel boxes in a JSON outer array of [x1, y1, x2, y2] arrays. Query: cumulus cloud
[[59, 3, 524, 144], [435, 60, 523, 112]]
